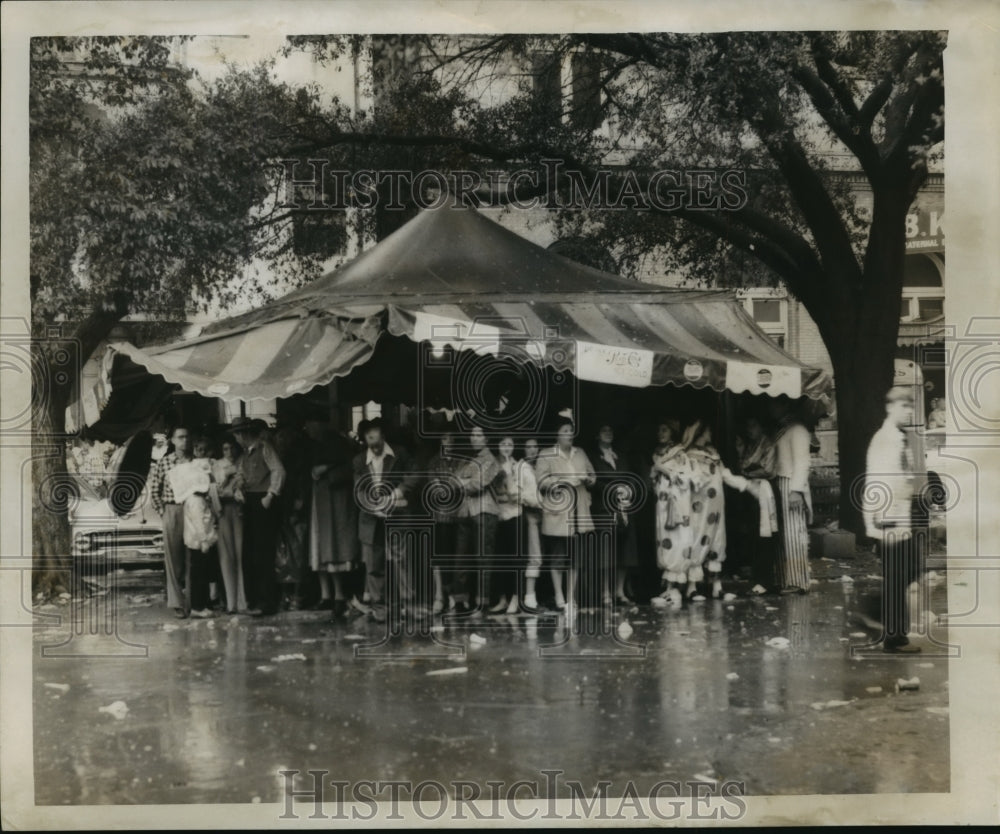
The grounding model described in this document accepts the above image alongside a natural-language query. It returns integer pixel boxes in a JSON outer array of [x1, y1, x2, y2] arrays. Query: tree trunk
[[827, 184, 911, 536], [831, 345, 896, 536], [32, 385, 73, 599], [31, 293, 131, 599]]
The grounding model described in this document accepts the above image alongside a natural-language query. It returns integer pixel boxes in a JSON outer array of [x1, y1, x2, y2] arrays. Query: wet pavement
[[31, 549, 950, 805]]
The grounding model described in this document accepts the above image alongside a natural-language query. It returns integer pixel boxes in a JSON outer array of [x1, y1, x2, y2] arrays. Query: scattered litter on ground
[[866, 686, 883, 694], [723, 593, 737, 601], [43, 682, 70, 693], [926, 706, 949, 716], [429, 625, 445, 632], [631, 620, 649, 625], [849, 632, 868, 638], [726, 672, 739, 681], [162, 624, 179, 632], [691, 772, 718, 784], [833, 605, 843, 610], [767, 737, 782, 743], [256, 665, 275, 672], [271, 653, 307, 663], [865, 575, 882, 580], [99, 700, 129, 720], [344, 634, 365, 641], [426, 666, 468, 676], [811, 699, 854, 710], [617, 621, 634, 640], [896, 677, 920, 692], [469, 634, 487, 646], [765, 606, 778, 612], [765, 636, 790, 649], [301, 638, 317, 644], [917, 662, 935, 668], [839, 575, 854, 583], [235, 758, 245, 767]]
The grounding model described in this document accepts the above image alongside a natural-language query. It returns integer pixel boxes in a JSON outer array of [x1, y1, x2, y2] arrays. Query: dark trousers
[[453, 513, 498, 604], [494, 517, 522, 600], [433, 520, 458, 599], [880, 528, 927, 645], [187, 546, 215, 611], [242, 493, 278, 613]]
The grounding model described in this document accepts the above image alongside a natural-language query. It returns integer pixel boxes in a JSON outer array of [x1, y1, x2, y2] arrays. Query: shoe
[[690, 594, 706, 602], [711, 580, 723, 600], [779, 587, 802, 595], [668, 588, 683, 608], [750, 584, 767, 596], [506, 596, 520, 615], [615, 595, 631, 605], [173, 608, 188, 619], [226, 609, 238, 616], [244, 608, 263, 617], [650, 594, 668, 608], [349, 597, 372, 616], [368, 607, 387, 624], [488, 597, 508, 614], [331, 599, 348, 620], [432, 598, 445, 615], [190, 608, 214, 619], [883, 641, 921, 654]]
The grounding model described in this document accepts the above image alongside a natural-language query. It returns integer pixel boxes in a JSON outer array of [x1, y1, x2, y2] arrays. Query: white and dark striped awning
[[101, 206, 832, 409]]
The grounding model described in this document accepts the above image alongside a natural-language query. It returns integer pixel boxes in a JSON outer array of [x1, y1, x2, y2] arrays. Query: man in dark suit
[[352, 418, 418, 622]]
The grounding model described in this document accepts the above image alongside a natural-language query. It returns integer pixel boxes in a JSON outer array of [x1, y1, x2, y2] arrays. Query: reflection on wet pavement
[[32, 564, 950, 804]]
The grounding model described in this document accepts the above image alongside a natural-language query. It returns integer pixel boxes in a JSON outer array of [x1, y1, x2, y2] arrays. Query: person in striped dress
[[768, 397, 814, 594]]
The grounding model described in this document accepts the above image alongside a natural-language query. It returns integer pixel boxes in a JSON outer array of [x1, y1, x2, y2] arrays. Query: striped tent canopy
[[103, 206, 832, 407]]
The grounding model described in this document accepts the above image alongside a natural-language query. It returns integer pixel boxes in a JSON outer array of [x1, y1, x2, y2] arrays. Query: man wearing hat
[[863, 386, 927, 653], [232, 417, 286, 615]]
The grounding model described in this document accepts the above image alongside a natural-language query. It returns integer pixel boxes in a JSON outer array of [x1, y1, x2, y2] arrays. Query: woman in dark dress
[[591, 423, 640, 605]]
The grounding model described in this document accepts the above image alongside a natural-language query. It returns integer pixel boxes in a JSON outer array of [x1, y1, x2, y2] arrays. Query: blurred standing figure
[[651, 418, 693, 608], [426, 430, 463, 615], [494, 435, 541, 615], [520, 438, 545, 614], [453, 425, 502, 614], [149, 425, 192, 619], [274, 424, 311, 611], [231, 417, 285, 616], [306, 418, 360, 620], [864, 387, 927, 653], [680, 420, 729, 600], [352, 418, 417, 623], [534, 418, 596, 618], [591, 424, 640, 606], [167, 436, 220, 619], [769, 397, 813, 594], [212, 435, 246, 614], [732, 416, 779, 594]]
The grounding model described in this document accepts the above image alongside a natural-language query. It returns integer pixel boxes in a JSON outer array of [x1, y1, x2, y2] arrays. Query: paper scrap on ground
[[765, 637, 790, 648], [811, 699, 854, 710], [44, 683, 70, 693], [896, 677, 920, 691], [271, 653, 306, 662], [99, 701, 129, 720], [426, 666, 468, 676], [726, 672, 739, 681]]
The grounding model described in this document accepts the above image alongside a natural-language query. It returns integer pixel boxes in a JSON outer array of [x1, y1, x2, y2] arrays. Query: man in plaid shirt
[[149, 426, 192, 618]]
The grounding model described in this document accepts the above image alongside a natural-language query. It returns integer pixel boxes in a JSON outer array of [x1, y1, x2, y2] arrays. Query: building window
[[917, 297, 944, 319], [532, 53, 562, 118], [752, 298, 782, 324], [570, 52, 603, 130]]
